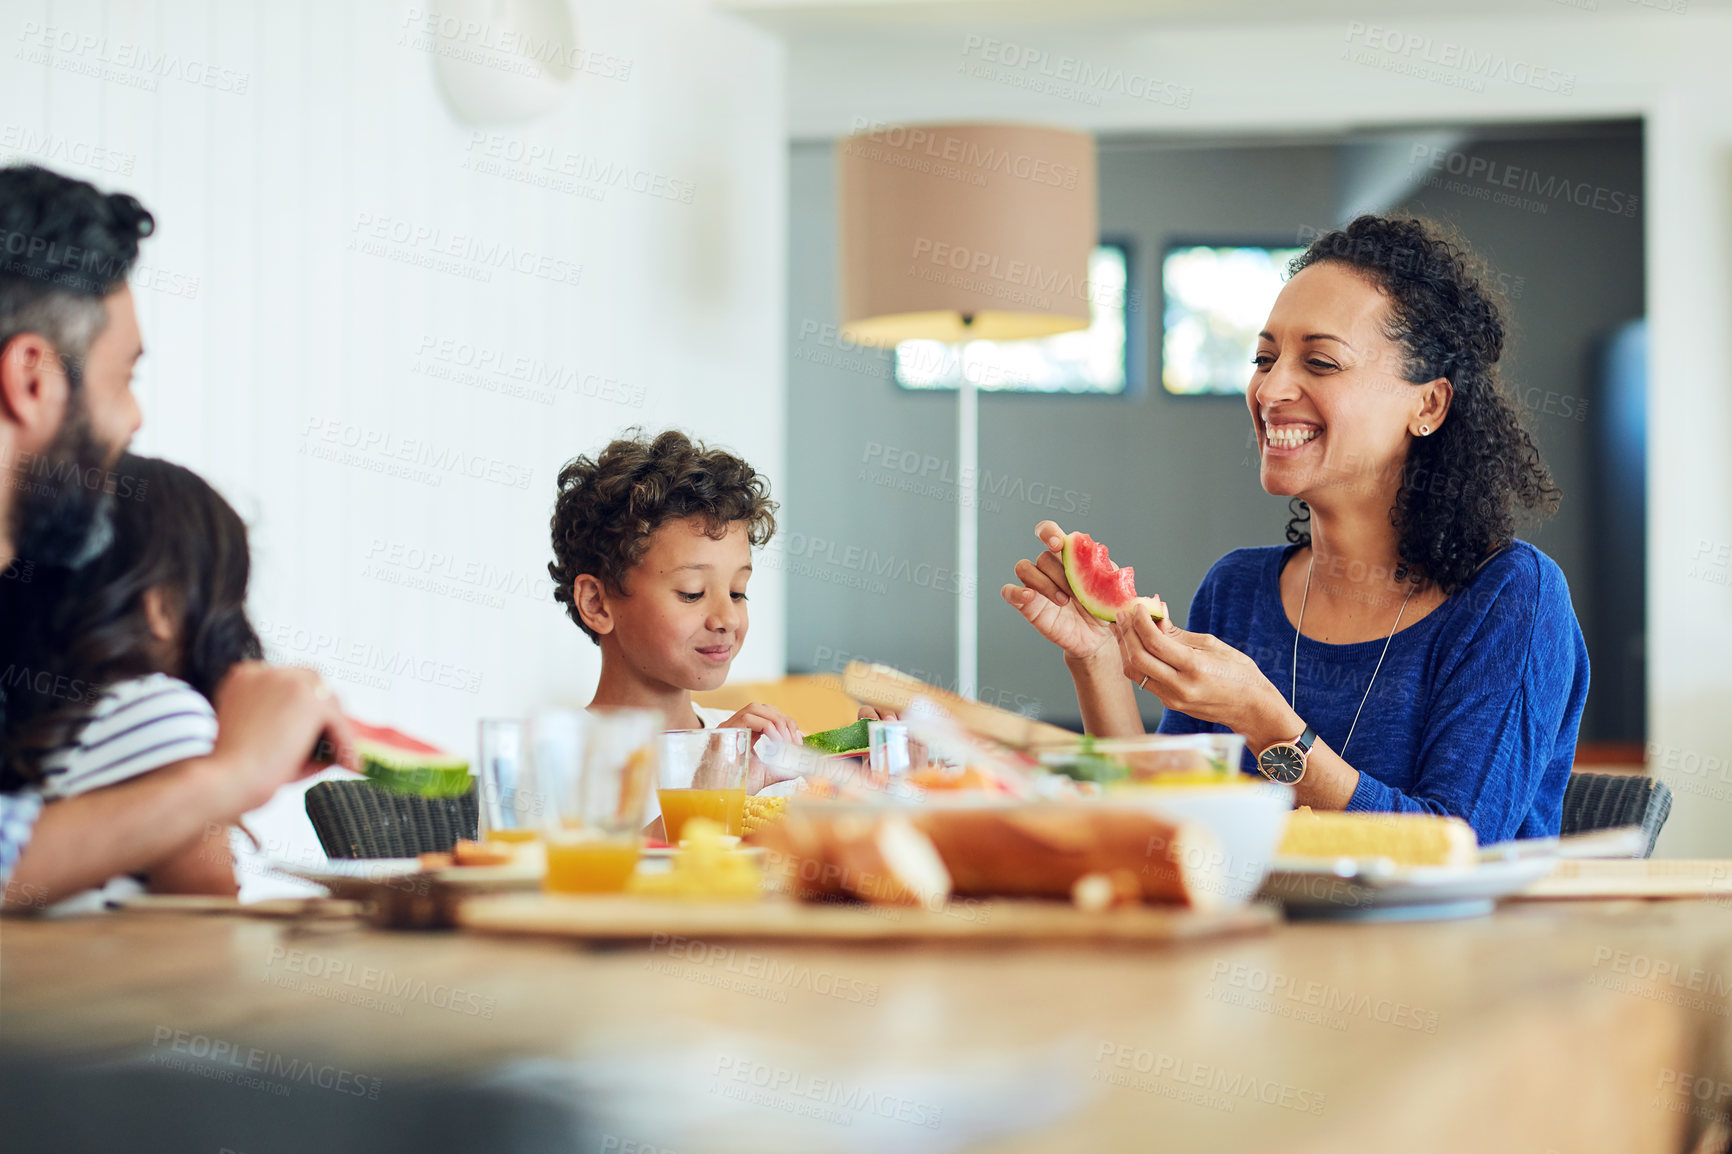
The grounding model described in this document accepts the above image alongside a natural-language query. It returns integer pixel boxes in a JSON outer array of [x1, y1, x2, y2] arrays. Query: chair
[[305, 779, 478, 859], [1560, 772, 1672, 858]]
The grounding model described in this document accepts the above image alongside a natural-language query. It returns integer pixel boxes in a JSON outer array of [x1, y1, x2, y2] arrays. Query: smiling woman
[[1004, 215, 1588, 844]]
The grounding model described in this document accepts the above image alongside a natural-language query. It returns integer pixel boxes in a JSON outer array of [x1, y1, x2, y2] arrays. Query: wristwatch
[[1257, 725, 1317, 784]]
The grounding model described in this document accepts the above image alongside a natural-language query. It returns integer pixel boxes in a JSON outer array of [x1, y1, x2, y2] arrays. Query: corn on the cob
[[1278, 807, 1477, 867], [741, 794, 788, 836]]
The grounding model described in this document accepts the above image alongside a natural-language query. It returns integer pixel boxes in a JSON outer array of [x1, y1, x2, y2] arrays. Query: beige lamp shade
[[838, 122, 1098, 347]]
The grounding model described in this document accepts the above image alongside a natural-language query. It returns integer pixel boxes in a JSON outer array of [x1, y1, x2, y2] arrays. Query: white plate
[[267, 856, 542, 890], [1095, 781, 1294, 907], [1259, 854, 1559, 920], [266, 857, 422, 885]]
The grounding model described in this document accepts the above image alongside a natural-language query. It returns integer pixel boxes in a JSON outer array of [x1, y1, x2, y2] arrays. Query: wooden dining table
[[5, 895, 1732, 1154]]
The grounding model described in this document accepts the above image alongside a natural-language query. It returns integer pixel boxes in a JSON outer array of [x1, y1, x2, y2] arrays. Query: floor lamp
[[837, 123, 1097, 699]]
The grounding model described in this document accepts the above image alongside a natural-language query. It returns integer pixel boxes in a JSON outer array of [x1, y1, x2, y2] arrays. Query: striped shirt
[[40, 674, 218, 800], [0, 790, 42, 886]]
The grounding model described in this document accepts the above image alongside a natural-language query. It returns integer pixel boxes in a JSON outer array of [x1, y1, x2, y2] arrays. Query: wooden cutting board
[[1514, 859, 1732, 900], [841, 661, 1078, 750], [457, 892, 1277, 945]]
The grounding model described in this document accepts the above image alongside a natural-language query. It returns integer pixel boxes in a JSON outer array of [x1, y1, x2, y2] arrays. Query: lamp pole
[[957, 362, 978, 701]]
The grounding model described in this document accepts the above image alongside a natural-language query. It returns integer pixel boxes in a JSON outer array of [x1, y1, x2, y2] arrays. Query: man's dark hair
[[0, 163, 155, 377], [549, 429, 777, 643]]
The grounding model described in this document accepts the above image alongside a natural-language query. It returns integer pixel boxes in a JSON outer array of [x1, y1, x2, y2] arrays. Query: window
[[893, 244, 1130, 394], [1161, 244, 1303, 396]]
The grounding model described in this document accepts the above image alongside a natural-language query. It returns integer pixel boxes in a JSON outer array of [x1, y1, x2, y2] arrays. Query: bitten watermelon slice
[[1061, 532, 1166, 624], [349, 720, 473, 797]]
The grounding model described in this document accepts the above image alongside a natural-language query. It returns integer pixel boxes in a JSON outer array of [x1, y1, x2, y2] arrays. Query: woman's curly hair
[[549, 429, 778, 642], [1284, 215, 1560, 593]]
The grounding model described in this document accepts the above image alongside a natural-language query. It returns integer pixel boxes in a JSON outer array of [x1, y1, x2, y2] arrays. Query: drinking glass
[[525, 708, 584, 826], [541, 707, 658, 894], [868, 720, 914, 778], [657, 728, 751, 843], [477, 718, 540, 842]]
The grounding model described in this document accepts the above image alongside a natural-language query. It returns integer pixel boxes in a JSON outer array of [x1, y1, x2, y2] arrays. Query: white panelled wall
[[3, 0, 786, 884]]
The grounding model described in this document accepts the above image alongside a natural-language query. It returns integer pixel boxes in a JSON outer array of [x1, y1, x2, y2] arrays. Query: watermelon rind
[[361, 759, 474, 798], [804, 718, 871, 755], [358, 739, 473, 798]]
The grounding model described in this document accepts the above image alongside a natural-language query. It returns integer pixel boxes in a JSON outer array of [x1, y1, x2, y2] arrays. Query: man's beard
[[9, 378, 122, 572]]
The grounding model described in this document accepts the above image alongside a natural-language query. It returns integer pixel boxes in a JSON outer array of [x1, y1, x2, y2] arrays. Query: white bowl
[[1096, 780, 1294, 906]]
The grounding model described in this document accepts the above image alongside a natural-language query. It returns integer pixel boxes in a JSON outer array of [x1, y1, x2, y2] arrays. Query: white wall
[[761, 8, 1732, 855], [2, 0, 787, 883]]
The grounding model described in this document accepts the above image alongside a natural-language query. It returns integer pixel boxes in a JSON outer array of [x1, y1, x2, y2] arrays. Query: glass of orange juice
[[541, 707, 657, 895], [657, 728, 751, 844]]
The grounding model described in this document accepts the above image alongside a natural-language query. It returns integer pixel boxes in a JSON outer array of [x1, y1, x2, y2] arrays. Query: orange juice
[[544, 836, 641, 894], [659, 788, 746, 842], [487, 827, 541, 844]]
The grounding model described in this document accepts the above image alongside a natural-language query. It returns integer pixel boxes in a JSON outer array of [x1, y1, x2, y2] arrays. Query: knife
[[1478, 825, 1648, 863], [840, 661, 1078, 750]]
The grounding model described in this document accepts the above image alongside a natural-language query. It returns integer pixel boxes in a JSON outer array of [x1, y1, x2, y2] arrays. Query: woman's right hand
[[1000, 521, 1117, 664]]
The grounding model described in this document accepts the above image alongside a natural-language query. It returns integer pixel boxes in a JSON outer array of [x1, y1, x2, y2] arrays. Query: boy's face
[[601, 516, 753, 692]]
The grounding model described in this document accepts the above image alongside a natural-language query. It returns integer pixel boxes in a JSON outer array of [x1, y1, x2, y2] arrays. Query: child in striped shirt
[[1, 454, 264, 902]]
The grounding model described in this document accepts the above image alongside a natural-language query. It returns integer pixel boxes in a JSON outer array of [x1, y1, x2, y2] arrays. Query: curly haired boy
[[549, 429, 802, 798]]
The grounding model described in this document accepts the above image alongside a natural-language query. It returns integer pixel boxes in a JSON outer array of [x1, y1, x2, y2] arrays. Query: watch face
[[1259, 744, 1306, 784]]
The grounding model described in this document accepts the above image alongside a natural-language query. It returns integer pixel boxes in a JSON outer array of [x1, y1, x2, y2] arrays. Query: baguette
[[911, 806, 1223, 910], [754, 809, 952, 907], [758, 804, 1224, 910]]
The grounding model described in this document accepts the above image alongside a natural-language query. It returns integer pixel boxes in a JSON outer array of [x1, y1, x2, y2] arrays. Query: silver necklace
[[1290, 554, 1418, 758]]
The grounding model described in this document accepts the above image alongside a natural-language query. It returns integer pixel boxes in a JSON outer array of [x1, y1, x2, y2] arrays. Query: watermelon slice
[[1061, 532, 1166, 624], [348, 720, 473, 797], [804, 718, 871, 755]]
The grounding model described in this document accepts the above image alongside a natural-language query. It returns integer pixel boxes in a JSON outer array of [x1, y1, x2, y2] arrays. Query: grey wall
[[785, 126, 1643, 741], [1390, 129, 1645, 742]]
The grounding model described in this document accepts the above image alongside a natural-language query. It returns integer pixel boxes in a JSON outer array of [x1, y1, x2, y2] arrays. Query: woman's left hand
[[1111, 606, 1290, 743]]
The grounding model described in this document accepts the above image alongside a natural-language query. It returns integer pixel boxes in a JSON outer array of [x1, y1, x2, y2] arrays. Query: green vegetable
[[804, 719, 872, 755], [1041, 735, 1127, 783], [1044, 755, 1126, 783]]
